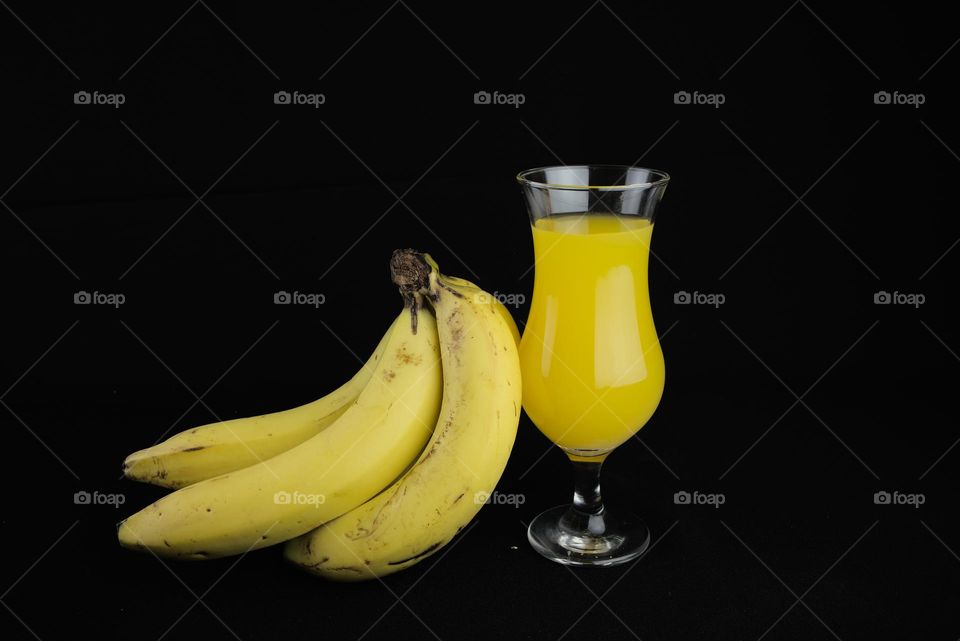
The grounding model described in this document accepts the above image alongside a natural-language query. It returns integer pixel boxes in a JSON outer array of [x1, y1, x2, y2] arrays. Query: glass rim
[[516, 164, 670, 191]]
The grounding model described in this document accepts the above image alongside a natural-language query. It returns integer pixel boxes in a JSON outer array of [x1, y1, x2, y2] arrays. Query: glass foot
[[527, 504, 650, 567]]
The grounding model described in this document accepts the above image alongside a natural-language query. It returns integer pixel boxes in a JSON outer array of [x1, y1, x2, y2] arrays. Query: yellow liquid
[[519, 214, 664, 456]]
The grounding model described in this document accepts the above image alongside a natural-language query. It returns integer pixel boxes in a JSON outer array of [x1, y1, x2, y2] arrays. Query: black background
[[1, 1, 957, 639]]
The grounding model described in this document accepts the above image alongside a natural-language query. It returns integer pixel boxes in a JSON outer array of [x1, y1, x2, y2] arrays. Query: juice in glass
[[519, 213, 664, 455]]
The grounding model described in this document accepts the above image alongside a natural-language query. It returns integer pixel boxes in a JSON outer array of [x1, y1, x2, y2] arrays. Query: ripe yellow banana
[[122, 316, 401, 489], [284, 251, 522, 580], [118, 301, 441, 559]]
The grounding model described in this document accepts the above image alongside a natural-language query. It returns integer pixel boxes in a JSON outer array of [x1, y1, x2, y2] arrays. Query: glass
[[517, 165, 669, 566]]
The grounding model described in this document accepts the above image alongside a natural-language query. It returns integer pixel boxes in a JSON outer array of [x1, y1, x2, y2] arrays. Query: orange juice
[[519, 214, 664, 456]]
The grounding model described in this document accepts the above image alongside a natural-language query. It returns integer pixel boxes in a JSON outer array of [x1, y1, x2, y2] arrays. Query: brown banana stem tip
[[391, 249, 432, 294]]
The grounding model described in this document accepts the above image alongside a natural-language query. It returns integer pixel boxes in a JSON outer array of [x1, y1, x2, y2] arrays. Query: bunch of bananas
[[118, 250, 522, 581]]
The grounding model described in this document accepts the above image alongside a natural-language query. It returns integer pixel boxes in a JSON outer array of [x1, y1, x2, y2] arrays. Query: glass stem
[[570, 459, 604, 516]]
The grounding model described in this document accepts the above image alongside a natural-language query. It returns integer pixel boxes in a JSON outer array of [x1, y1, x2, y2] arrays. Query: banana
[[118, 300, 441, 559], [284, 250, 521, 580], [123, 316, 401, 489]]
